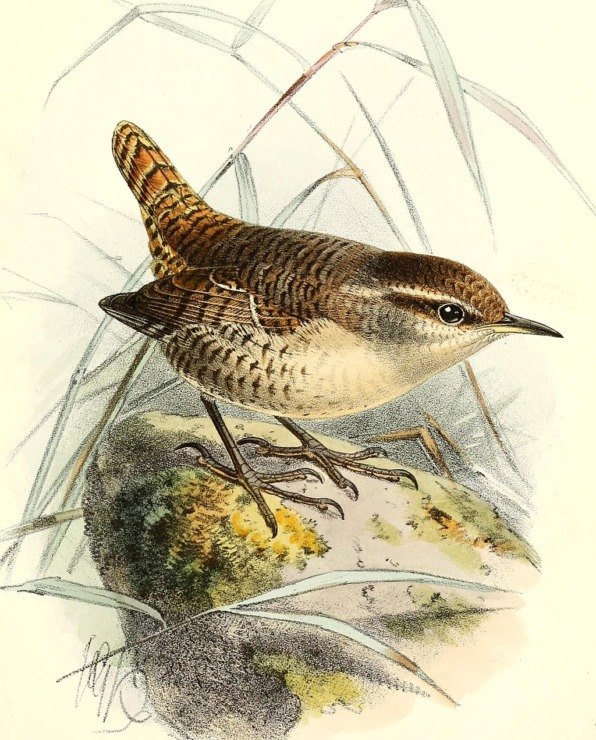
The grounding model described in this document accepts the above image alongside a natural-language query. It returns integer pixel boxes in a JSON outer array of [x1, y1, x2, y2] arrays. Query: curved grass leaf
[[234, 153, 260, 223], [459, 77, 596, 217], [358, 41, 596, 217], [1, 267, 79, 307], [38, 340, 156, 574], [0, 291, 75, 306], [0, 508, 84, 543], [232, 568, 507, 609], [271, 168, 355, 228], [236, 56, 411, 249], [55, 566, 494, 689], [2, 577, 165, 625], [47, 2, 307, 103], [17, 257, 152, 532], [222, 606, 455, 704], [342, 75, 431, 253], [32, 213, 131, 278], [232, 0, 276, 50], [403, 0, 492, 225]]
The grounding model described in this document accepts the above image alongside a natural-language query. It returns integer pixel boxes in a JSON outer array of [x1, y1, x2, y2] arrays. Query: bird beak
[[483, 312, 563, 338]]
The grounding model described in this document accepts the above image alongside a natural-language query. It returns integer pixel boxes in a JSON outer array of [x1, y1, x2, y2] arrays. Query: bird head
[[353, 251, 562, 392]]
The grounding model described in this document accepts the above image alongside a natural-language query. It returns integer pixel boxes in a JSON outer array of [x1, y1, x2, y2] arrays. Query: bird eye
[[438, 303, 465, 325]]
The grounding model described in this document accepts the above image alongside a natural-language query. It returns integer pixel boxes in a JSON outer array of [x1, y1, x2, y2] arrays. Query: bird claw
[[175, 441, 215, 465], [338, 477, 359, 501], [403, 470, 418, 489], [317, 498, 345, 519], [237, 435, 271, 453], [289, 467, 325, 484]]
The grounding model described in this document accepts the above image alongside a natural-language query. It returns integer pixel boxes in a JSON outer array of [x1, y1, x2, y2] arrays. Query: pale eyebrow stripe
[[388, 285, 480, 316]]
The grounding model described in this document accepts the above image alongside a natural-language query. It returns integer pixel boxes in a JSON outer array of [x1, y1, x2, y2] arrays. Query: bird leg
[[178, 395, 345, 537], [368, 416, 470, 482], [238, 417, 418, 499]]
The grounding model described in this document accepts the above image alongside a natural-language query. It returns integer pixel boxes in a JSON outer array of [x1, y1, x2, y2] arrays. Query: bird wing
[[100, 266, 304, 340]]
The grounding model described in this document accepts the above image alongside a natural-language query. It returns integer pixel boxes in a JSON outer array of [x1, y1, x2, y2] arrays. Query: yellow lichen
[[404, 481, 536, 571], [367, 514, 402, 546], [254, 652, 363, 719]]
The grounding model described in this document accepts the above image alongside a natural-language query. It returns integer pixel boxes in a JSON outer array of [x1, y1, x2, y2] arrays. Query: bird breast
[[162, 318, 409, 419]]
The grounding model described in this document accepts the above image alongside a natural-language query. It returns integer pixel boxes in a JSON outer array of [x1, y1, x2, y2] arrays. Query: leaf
[[342, 75, 431, 253], [271, 168, 354, 228], [232, 568, 506, 609], [234, 153, 260, 223], [222, 606, 456, 704], [0, 291, 74, 306], [17, 257, 152, 529], [46, 3, 307, 103], [403, 0, 492, 225], [38, 340, 157, 574], [0, 508, 84, 543], [32, 213, 131, 277], [232, 0, 276, 50], [358, 41, 596, 217], [2, 577, 166, 625], [458, 77, 596, 217]]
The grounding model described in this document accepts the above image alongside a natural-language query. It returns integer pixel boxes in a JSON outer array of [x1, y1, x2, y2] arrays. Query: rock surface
[[84, 411, 537, 739]]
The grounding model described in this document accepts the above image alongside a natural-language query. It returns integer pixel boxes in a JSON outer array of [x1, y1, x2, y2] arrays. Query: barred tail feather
[[112, 121, 242, 272], [112, 121, 197, 211]]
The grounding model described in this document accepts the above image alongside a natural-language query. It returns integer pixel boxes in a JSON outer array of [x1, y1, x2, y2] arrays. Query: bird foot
[[175, 442, 345, 534], [238, 435, 418, 497]]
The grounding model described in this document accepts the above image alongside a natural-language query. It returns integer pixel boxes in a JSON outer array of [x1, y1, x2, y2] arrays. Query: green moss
[[87, 465, 328, 621], [254, 652, 363, 719], [367, 514, 402, 546], [405, 481, 536, 572], [384, 584, 486, 644]]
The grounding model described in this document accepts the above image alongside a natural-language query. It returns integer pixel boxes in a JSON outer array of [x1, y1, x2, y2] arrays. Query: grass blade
[[0, 291, 75, 306], [38, 340, 156, 574], [222, 606, 456, 704], [0, 509, 84, 543], [271, 168, 355, 228], [403, 0, 492, 226], [141, 13, 231, 54], [233, 569, 505, 609], [232, 0, 276, 50], [234, 153, 260, 223], [17, 257, 152, 529], [32, 213, 131, 278], [342, 75, 431, 253], [458, 77, 596, 217], [2, 577, 165, 625], [47, 2, 308, 103], [357, 41, 596, 217], [127, 376, 183, 411]]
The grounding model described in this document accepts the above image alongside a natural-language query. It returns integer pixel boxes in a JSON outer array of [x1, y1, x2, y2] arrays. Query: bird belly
[[163, 320, 405, 419]]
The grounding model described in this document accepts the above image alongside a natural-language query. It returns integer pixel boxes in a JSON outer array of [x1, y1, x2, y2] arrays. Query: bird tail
[[112, 121, 242, 276], [112, 121, 195, 212]]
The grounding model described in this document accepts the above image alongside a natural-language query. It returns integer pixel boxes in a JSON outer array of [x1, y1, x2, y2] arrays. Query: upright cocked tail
[[112, 121, 241, 278]]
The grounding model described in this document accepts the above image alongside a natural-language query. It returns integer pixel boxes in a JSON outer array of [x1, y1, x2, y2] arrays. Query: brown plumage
[[101, 122, 561, 534]]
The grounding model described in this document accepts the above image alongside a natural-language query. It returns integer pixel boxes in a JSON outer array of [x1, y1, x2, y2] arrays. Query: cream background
[[0, 1, 595, 737]]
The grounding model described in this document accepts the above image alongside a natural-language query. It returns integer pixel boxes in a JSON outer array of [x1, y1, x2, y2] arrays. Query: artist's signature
[[74, 636, 153, 732]]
